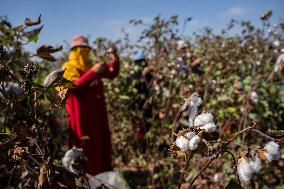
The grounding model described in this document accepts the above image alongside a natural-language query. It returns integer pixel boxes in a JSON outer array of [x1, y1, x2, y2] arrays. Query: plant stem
[[178, 153, 193, 189]]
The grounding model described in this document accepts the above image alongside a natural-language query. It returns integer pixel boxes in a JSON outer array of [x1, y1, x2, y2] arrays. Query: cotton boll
[[1, 82, 21, 97], [237, 157, 253, 184], [184, 132, 196, 139], [177, 40, 187, 50], [249, 155, 262, 173], [188, 135, 200, 150], [263, 152, 273, 162], [188, 105, 198, 127], [200, 122, 217, 132], [274, 54, 284, 72], [62, 147, 86, 175], [263, 141, 280, 161], [188, 96, 202, 127], [191, 96, 202, 107], [186, 52, 192, 58], [193, 113, 214, 127], [273, 40, 280, 47], [175, 136, 190, 151], [250, 91, 258, 104], [264, 141, 280, 156]]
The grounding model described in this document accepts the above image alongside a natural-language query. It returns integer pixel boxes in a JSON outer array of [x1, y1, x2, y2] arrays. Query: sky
[[0, 0, 283, 52]]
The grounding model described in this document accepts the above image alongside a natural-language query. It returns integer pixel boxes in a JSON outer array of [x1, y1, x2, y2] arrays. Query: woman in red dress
[[61, 35, 119, 175]]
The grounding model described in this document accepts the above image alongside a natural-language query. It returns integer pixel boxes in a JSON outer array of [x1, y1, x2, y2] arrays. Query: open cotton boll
[[175, 136, 190, 151], [200, 122, 217, 132], [274, 54, 284, 72], [263, 152, 274, 162], [193, 113, 213, 127], [249, 155, 262, 173], [264, 141, 280, 157], [62, 147, 86, 175], [188, 105, 198, 127], [237, 158, 253, 184], [191, 96, 202, 107], [263, 141, 280, 162], [188, 135, 200, 150], [184, 132, 196, 139], [188, 96, 202, 127]]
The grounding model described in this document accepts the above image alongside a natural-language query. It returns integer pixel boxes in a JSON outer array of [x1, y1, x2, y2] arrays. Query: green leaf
[[226, 107, 237, 113], [275, 185, 284, 189], [119, 95, 130, 100], [24, 25, 44, 42]]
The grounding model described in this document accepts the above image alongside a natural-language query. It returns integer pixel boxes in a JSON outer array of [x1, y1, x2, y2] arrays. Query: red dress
[[66, 58, 119, 175]]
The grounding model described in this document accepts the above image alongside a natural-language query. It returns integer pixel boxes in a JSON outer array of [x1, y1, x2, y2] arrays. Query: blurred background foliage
[[0, 11, 283, 188]]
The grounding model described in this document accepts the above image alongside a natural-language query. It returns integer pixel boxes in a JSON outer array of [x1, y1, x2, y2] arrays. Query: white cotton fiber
[[249, 155, 262, 172], [188, 135, 200, 150], [188, 96, 202, 127], [193, 113, 213, 127], [184, 132, 196, 139], [175, 136, 190, 151], [237, 158, 253, 183], [263, 141, 280, 162], [200, 122, 217, 132]]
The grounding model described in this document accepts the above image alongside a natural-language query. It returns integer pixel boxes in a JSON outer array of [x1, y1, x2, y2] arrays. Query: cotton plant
[[169, 92, 281, 188], [170, 93, 219, 158], [236, 141, 281, 186]]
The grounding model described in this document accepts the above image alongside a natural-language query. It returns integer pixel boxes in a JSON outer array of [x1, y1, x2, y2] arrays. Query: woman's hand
[[106, 43, 118, 61], [92, 62, 107, 75]]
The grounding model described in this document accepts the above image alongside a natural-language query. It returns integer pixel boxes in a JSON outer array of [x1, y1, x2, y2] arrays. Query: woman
[[62, 35, 119, 176]]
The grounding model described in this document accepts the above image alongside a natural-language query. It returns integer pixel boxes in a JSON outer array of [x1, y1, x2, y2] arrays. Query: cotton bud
[[194, 113, 214, 127], [188, 135, 200, 150], [175, 136, 190, 151], [237, 157, 253, 184], [200, 122, 217, 132], [255, 60, 261, 66], [263, 141, 280, 162], [249, 155, 262, 172]]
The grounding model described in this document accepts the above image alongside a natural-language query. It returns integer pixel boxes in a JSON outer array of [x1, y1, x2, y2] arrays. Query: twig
[[178, 153, 193, 189], [250, 128, 277, 141]]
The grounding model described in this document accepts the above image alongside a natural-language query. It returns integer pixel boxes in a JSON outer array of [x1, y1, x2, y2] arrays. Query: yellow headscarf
[[62, 47, 92, 81]]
